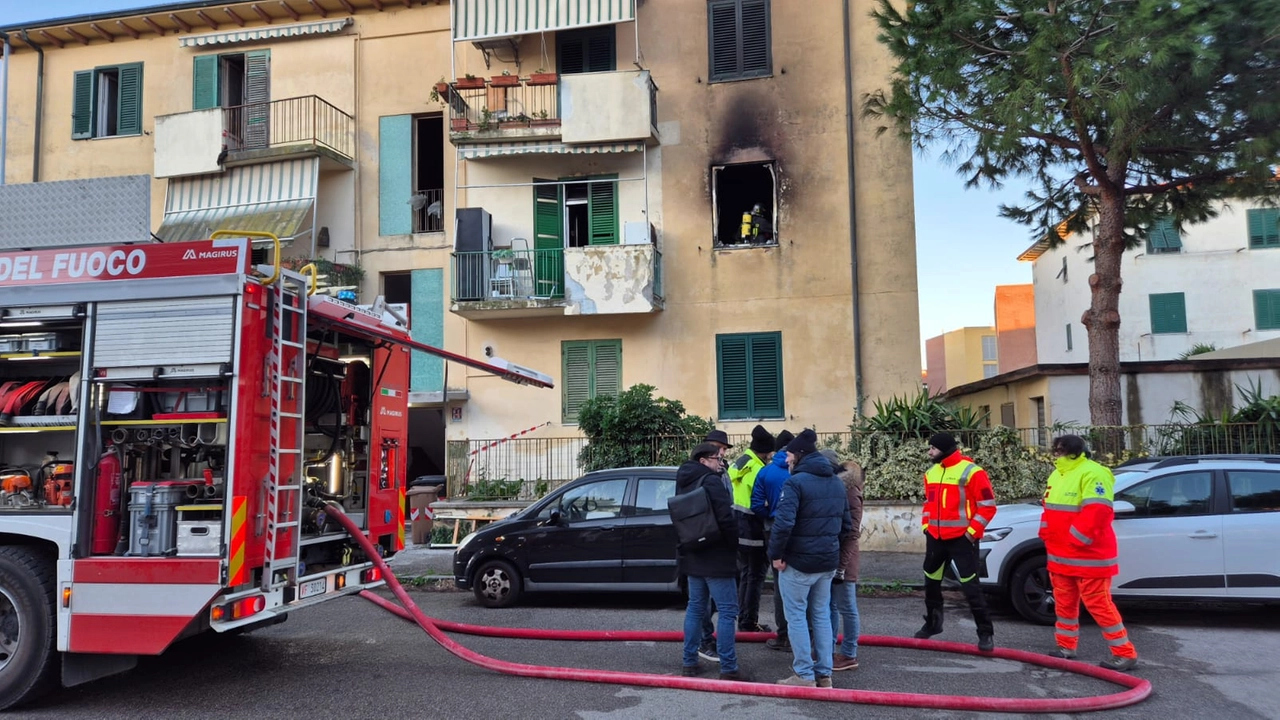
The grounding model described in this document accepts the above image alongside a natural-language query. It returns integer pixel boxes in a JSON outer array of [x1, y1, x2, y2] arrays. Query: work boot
[[815, 675, 833, 688], [719, 669, 752, 682], [1100, 655, 1138, 672], [977, 633, 995, 652], [832, 653, 859, 671], [765, 636, 791, 652], [681, 664, 704, 677], [1048, 647, 1076, 659], [776, 674, 816, 687], [913, 609, 944, 639]]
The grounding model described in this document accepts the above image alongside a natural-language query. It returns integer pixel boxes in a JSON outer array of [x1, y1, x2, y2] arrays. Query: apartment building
[[0, 0, 922, 477]]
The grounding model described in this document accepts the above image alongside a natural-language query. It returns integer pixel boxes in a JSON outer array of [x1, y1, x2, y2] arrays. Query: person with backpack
[[675, 442, 748, 681]]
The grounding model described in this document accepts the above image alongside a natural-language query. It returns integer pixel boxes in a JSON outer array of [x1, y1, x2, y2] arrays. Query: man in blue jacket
[[752, 429, 794, 650], [767, 429, 853, 688]]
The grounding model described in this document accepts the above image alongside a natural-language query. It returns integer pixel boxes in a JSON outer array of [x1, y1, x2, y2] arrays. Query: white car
[[978, 455, 1280, 624]]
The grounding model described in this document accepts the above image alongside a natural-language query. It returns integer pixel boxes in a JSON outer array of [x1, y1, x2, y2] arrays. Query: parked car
[[980, 455, 1280, 624], [453, 467, 681, 608]]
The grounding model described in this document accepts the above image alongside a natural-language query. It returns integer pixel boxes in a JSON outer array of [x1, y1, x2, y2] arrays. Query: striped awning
[[178, 18, 352, 48], [157, 158, 318, 243], [453, 0, 636, 42], [457, 140, 644, 159]]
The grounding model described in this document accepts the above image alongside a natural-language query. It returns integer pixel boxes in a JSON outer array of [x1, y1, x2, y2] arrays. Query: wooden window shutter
[[115, 64, 144, 136], [562, 342, 593, 424], [1148, 216, 1182, 251], [1149, 292, 1187, 334], [592, 341, 622, 399], [243, 50, 272, 149], [708, 1, 740, 82], [739, 0, 771, 77], [587, 179, 618, 245], [717, 335, 750, 419], [585, 28, 616, 72], [1254, 290, 1280, 331], [558, 37, 586, 75], [192, 54, 220, 110], [72, 70, 94, 139], [1248, 209, 1280, 249], [748, 332, 783, 417]]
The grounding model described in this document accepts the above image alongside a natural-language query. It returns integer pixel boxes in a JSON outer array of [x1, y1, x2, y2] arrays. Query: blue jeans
[[778, 566, 834, 679], [684, 576, 739, 672], [829, 581, 860, 657]]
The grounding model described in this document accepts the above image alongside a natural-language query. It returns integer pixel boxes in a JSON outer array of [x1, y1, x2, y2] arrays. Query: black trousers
[[922, 534, 994, 636], [737, 544, 768, 629]]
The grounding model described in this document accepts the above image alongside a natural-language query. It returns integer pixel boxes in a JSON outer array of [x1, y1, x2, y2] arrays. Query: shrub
[[577, 384, 715, 472]]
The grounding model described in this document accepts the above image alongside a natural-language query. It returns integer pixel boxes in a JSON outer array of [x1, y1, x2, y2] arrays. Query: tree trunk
[[1083, 192, 1126, 436]]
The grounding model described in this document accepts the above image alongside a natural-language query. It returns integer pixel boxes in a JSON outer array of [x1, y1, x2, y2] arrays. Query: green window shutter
[[748, 333, 783, 417], [708, 1, 740, 81], [562, 342, 593, 424], [115, 63, 143, 136], [591, 340, 622, 399], [587, 180, 618, 245], [559, 27, 615, 74], [378, 115, 414, 236], [534, 179, 564, 297], [1247, 209, 1280, 249], [739, 0, 772, 77], [717, 335, 750, 419], [1149, 292, 1187, 334], [1254, 290, 1280, 331], [72, 70, 94, 139], [1147, 216, 1181, 252], [192, 54, 220, 110]]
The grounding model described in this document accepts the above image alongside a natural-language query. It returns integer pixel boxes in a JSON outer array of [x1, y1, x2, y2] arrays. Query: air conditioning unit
[[623, 222, 656, 246]]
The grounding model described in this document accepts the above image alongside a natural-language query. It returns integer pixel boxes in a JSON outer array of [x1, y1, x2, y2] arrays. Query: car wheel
[[1008, 555, 1055, 625], [472, 559, 522, 609]]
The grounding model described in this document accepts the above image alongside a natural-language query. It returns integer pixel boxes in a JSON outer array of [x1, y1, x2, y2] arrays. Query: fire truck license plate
[[298, 579, 328, 599]]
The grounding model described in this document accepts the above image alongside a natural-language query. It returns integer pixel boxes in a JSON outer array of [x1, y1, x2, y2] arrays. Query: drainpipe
[[18, 30, 42, 182], [841, 0, 864, 415], [0, 31, 10, 186]]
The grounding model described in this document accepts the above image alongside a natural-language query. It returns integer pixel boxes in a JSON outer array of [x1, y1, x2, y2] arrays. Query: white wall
[[1030, 200, 1280, 364], [1043, 368, 1280, 426]]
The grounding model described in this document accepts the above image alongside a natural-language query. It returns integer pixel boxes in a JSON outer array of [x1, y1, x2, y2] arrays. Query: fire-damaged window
[[713, 162, 777, 247]]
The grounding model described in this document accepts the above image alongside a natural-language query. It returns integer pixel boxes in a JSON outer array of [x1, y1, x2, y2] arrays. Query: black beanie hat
[[788, 428, 818, 456], [749, 424, 775, 454], [929, 432, 958, 456], [774, 429, 795, 453]]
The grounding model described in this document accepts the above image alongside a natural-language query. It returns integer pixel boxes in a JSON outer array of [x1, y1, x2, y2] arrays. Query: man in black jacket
[[677, 442, 748, 681], [767, 429, 853, 688]]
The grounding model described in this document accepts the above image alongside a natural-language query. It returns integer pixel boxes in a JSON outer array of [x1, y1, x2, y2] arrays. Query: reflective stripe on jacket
[[729, 449, 767, 546], [921, 452, 997, 541], [1038, 454, 1119, 578]]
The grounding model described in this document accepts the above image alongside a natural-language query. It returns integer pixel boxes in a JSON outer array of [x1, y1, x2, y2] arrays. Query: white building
[[1020, 200, 1280, 364]]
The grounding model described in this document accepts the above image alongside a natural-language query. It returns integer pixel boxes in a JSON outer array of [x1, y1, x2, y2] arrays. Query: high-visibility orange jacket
[[921, 451, 997, 541], [1038, 454, 1119, 578]]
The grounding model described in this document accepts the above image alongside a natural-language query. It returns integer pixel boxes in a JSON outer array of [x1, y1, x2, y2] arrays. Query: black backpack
[[667, 486, 722, 550]]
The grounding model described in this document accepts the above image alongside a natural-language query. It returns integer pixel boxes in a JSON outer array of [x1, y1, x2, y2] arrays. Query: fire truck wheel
[[0, 546, 57, 711], [472, 559, 522, 609]]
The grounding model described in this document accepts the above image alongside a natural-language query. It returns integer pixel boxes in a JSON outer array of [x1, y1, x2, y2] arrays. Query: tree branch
[[1060, 53, 1114, 194], [1124, 170, 1242, 195]]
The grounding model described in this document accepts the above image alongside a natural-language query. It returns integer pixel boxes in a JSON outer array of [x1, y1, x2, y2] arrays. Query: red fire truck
[[0, 232, 551, 709]]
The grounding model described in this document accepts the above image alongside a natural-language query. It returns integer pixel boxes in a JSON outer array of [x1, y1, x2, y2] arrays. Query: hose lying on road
[[326, 502, 1151, 713]]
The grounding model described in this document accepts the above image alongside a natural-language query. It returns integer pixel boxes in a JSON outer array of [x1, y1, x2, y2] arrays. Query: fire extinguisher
[[92, 446, 123, 555]]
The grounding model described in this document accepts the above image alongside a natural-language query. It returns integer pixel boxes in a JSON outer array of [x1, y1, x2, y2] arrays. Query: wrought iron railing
[[222, 95, 354, 158], [413, 188, 444, 234], [451, 248, 565, 302], [447, 78, 560, 133]]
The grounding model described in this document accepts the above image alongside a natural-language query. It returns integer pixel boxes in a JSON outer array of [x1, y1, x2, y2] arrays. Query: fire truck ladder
[[261, 270, 310, 592]]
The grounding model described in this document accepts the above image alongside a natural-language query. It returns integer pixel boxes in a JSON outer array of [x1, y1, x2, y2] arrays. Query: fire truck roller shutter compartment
[[93, 297, 236, 370]]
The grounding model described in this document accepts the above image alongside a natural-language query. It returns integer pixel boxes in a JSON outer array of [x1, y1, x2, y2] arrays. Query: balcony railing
[[447, 78, 560, 135], [222, 95, 354, 159], [451, 249, 566, 303], [413, 188, 445, 234]]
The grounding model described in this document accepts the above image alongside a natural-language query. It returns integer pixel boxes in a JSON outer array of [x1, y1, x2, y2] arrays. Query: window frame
[[1253, 289, 1280, 331], [1149, 292, 1188, 335], [1145, 216, 1183, 254], [707, 0, 773, 83], [716, 331, 784, 420], [561, 339, 622, 425], [1116, 471, 1215, 518], [72, 63, 144, 140], [711, 161, 778, 248], [1247, 208, 1280, 250]]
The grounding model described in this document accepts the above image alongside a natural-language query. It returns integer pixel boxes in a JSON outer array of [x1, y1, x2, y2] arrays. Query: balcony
[[446, 70, 658, 147], [450, 244, 664, 319], [154, 95, 354, 179]]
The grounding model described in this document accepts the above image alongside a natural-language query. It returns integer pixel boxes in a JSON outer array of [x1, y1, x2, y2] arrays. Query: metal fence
[[451, 248, 566, 302], [413, 188, 444, 233], [444, 422, 1280, 500], [223, 95, 354, 159]]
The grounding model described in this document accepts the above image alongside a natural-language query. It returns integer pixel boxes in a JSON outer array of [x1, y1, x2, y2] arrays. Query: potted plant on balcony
[[530, 109, 556, 127], [490, 69, 519, 87], [455, 73, 485, 90], [527, 68, 558, 86], [430, 77, 451, 105]]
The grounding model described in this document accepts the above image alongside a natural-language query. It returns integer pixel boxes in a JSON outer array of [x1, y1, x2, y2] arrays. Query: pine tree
[[868, 0, 1280, 428]]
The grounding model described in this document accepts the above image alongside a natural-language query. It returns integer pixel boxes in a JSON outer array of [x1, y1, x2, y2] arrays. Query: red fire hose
[[325, 503, 1151, 713]]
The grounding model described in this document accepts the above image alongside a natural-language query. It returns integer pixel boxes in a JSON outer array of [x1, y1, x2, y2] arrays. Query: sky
[[0, 0, 1036, 361]]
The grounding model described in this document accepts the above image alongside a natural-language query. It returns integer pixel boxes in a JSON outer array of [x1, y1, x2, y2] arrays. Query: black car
[[452, 467, 682, 608]]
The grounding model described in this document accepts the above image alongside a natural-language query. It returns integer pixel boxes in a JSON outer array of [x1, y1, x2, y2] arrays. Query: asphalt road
[[11, 587, 1279, 720]]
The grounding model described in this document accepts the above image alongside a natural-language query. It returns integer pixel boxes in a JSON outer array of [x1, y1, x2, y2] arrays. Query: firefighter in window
[[740, 203, 774, 245]]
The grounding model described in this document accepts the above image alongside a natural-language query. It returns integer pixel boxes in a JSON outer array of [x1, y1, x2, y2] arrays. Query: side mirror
[[1113, 500, 1136, 515], [547, 508, 563, 526]]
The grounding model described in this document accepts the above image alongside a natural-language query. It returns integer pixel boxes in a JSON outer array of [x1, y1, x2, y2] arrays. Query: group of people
[[674, 427, 1140, 687]]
